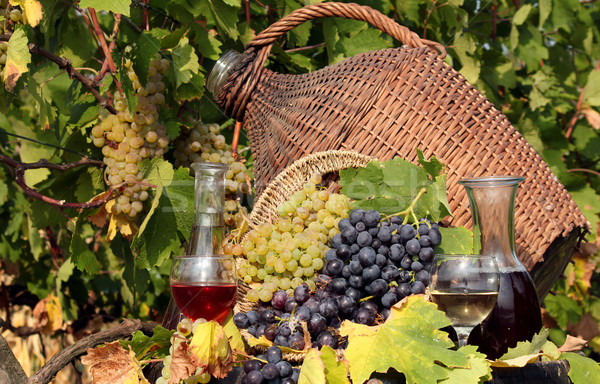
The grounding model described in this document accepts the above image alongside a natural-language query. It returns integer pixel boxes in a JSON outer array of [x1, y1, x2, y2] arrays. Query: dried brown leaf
[[169, 340, 196, 384], [567, 314, 599, 344], [558, 334, 589, 353], [80, 341, 149, 384]]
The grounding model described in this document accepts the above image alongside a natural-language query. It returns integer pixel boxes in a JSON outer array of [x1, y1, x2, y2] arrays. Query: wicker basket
[[216, 2, 589, 298], [234, 151, 372, 361]]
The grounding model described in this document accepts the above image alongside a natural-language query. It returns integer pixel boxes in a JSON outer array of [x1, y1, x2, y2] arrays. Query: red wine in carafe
[[171, 284, 237, 324], [468, 269, 542, 359]]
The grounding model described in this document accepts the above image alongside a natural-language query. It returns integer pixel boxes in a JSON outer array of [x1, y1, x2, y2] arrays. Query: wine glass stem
[[454, 326, 471, 348]]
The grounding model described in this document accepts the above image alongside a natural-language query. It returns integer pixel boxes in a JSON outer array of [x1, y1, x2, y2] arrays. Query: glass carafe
[[459, 176, 542, 359], [162, 162, 231, 328]]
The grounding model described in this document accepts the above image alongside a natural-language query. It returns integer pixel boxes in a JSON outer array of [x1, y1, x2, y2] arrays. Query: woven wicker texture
[[215, 3, 589, 273]]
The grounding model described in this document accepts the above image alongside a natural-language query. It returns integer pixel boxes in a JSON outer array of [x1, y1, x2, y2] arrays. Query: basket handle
[[219, 2, 445, 121], [245, 2, 445, 55]]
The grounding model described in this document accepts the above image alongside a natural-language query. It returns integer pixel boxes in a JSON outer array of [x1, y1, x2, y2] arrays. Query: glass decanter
[[460, 176, 542, 359], [163, 162, 236, 326]]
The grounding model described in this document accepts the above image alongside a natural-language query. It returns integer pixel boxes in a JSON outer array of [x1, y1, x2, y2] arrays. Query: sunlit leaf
[[9, 0, 42, 27], [80, 341, 149, 384], [79, 0, 131, 16], [3, 27, 31, 91], [188, 321, 234, 379]]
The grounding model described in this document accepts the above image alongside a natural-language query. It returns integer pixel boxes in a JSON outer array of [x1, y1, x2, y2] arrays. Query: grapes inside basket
[[228, 152, 454, 360]]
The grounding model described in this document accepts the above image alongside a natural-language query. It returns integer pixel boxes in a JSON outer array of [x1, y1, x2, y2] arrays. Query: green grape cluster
[[156, 318, 212, 384], [0, 3, 23, 80], [173, 122, 251, 194], [235, 175, 352, 302], [91, 55, 170, 219]]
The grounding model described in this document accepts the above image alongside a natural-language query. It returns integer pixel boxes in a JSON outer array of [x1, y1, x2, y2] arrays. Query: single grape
[[316, 331, 338, 349], [289, 332, 305, 350], [363, 210, 381, 228], [264, 326, 277, 341], [345, 287, 362, 302], [341, 265, 352, 279], [418, 224, 429, 235], [276, 361, 293, 378], [330, 277, 348, 294], [337, 295, 356, 316], [338, 218, 352, 231], [360, 300, 379, 314], [381, 291, 399, 308], [246, 370, 264, 384], [371, 238, 382, 250], [293, 283, 310, 303], [418, 247, 434, 263], [368, 226, 380, 237], [331, 234, 343, 248], [336, 244, 352, 260], [233, 313, 250, 328], [284, 299, 298, 313], [389, 244, 405, 262], [272, 290, 289, 310], [356, 231, 372, 247], [325, 258, 344, 276], [415, 269, 430, 285], [266, 346, 283, 364], [348, 260, 363, 275], [428, 227, 442, 246], [369, 279, 389, 297], [319, 298, 339, 318], [309, 313, 328, 334], [400, 225, 416, 242], [260, 309, 277, 324], [375, 254, 387, 267], [377, 226, 392, 243], [411, 261, 424, 272], [419, 235, 432, 247], [340, 227, 358, 245], [274, 334, 290, 348], [355, 221, 366, 232], [362, 264, 381, 283], [294, 306, 312, 322], [358, 247, 376, 267], [411, 281, 426, 294], [381, 265, 400, 282], [244, 360, 262, 373], [354, 307, 376, 325], [348, 275, 365, 289], [405, 238, 421, 256], [262, 363, 280, 380]]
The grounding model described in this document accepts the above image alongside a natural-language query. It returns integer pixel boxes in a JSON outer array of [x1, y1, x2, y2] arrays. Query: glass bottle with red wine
[[164, 162, 237, 327], [459, 176, 543, 359]]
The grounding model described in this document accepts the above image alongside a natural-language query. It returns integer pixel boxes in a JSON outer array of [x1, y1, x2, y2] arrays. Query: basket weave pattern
[[217, 3, 589, 290]]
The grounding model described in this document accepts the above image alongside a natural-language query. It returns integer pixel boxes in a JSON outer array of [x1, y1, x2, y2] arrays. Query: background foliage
[[1, 0, 600, 375]]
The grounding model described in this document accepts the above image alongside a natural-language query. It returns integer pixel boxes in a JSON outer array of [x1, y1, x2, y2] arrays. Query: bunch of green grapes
[[156, 317, 212, 384], [1, 3, 23, 80], [91, 55, 170, 219], [173, 122, 251, 194], [234, 175, 352, 302]]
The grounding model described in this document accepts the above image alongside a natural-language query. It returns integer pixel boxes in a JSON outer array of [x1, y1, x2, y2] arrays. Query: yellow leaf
[[106, 199, 136, 240], [188, 321, 234, 379], [222, 313, 246, 354], [3, 27, 30, 91], [9, 0, 43, 27], [80, 341, 149, 384], [298, 348, 326, 384], [32, 294, 63, 334]]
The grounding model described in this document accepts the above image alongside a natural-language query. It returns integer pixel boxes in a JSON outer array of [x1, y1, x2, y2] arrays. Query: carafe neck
[[459, 176, 524, 271], [187, 163, 228, 256]]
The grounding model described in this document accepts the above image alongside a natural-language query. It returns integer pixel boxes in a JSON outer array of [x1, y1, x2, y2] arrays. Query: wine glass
[[170, 255, 237, 324], [429, 254, 500, 348]]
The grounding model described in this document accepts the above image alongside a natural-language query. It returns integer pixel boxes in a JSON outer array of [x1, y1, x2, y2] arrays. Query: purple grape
[[381, 291, 399, 308], [276, 361, 293, 377], [246, 370, 264, 384], [272, 291, 289, 310], [349, 209, 365, 225], [308, 313, 327, 334], [354, 307, 376, 325], [289, 332, 305, 350], [262, 363, 279, 380], [233, 312, 250, 328], [266, 346, 283, 364], [293, 284, 310, 304], [319, 298, 339, 318], [363, 210, 381, 228], [355, 221, 366, 232], [406, 238, 421, 256], [244, 359, 262, 373]]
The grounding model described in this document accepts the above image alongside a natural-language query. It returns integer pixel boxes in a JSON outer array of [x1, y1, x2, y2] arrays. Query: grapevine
[[90, 55, 170, 225], [0, 1, 23, 81]]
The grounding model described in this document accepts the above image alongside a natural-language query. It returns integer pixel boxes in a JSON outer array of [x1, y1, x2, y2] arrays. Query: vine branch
[[88, 8, 117, 74], [28, 319, 158, 384], [0, 154, 113, 209], [565, 59, 600, 139], [94, 13, 122, 84]]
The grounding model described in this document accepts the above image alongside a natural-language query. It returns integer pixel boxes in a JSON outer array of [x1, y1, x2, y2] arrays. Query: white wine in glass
[[430, 255, 500, 348]]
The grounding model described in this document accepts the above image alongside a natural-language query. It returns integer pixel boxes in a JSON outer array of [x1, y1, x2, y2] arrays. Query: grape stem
[[380, 187, 428, 225]]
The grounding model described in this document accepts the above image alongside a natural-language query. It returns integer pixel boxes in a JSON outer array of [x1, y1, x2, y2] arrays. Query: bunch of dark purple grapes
[[241, 345, 300, 384], [234, 282, 343, 350], [322, 208, 441, 320]]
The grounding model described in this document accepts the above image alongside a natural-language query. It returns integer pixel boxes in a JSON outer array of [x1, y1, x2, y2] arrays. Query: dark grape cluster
[[323, 208, 441, 320], [241, 346, 300, 384], [234, 283, 342, 350]]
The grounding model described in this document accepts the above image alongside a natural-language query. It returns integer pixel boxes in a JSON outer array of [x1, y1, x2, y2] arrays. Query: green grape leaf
[[436, 227, 474, 254], [70, 231, 100, 275], [176, 71, 205, 101], [220, 0, 241, 7], [395, 0, 421, 23], [583, 70, 600, 107], [544, 294, 583, 329], [416, 149, 444, 180], [131, 175, 180, 269], [205, 0, 240, 40], [132, 31, 162, 86], [340, 157, 451, 221], [320, 346, 350, 384], [340, 296, 476, 384], [56, 256, 75, 283], [139, 158, 175, 188], [561, 352, 600, 384], [75, 167, 105, 203], [539, 0, 552, 28], [25, 73, 57, 130], [438, 345, 491, 384], [163, 167, 195, 241], [298, 349, 326, 384], [491, 328, 559, 367], [513, 4, 532, 25], [170, 36, 200, 87], [452, 32, 480, 83], [3, 27, 31, 91], [78, 0, 131, 16], [335, 27, 390, 61], [194, 27, 222, 60], [283, 0, 311, 48], [121, 326, 174, 360]]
